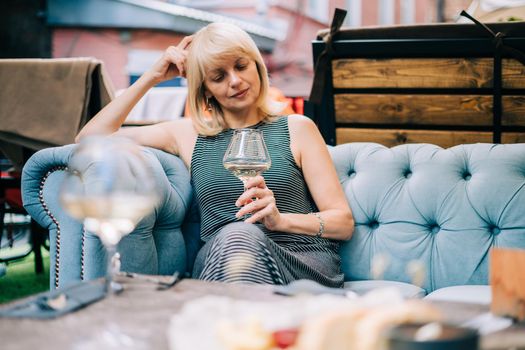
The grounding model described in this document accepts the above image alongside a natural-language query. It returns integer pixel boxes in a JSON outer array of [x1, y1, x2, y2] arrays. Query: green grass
[[0, 248, 50, 304]]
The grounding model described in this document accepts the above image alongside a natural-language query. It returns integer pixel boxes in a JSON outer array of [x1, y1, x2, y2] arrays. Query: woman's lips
[[230, 88, 249, 98]]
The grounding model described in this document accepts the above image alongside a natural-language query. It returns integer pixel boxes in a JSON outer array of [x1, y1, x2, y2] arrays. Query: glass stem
[[105, 244, 117, 294], [241, 179, 249, 220]]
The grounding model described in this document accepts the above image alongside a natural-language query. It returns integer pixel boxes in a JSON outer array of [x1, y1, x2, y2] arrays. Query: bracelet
[[311, 212, 325, 238]]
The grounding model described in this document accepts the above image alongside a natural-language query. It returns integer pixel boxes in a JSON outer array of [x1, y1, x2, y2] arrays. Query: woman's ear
[[203, 85, 212, 99]]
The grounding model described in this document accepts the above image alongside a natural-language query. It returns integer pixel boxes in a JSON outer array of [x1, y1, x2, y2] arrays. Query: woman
[[77, 22, 354, 287]]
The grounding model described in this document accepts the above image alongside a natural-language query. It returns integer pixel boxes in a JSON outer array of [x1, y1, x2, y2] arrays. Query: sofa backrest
[[329, 142, 525, 293]]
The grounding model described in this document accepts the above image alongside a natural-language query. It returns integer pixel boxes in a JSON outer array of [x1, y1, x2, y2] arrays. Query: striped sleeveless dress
[[190, 116, 343, 287]]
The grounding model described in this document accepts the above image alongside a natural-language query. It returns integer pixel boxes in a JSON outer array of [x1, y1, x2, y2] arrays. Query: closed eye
[[211, 73, 224, 82]]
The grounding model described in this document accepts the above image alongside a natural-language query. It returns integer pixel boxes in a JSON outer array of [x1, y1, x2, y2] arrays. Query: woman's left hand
[[235, 175, 283, 230]]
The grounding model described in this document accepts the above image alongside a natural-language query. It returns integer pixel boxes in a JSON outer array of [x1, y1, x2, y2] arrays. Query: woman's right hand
[[147, 35, 194, 84]]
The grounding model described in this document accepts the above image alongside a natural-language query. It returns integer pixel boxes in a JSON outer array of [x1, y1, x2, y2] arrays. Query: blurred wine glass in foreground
[[59, 136, 159, 295]]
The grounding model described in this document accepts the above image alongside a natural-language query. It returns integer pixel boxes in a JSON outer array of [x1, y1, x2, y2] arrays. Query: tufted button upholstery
[[462, 171, 472, 181], [329, 143, 525, 293], [369, 220, 380, 230], [489, 226, 501, 235], [429, 225, 440, 234]]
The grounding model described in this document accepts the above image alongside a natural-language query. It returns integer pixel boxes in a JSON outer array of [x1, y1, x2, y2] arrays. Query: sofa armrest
[[22, 144, 194, 289]]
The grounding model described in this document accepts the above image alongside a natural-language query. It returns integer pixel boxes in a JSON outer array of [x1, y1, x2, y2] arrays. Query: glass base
[[109, 280, 124, 295]]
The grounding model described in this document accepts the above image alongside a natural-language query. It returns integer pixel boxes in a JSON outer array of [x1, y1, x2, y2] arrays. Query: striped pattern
[[190, 116, 343, 287], [196, 223, 286, 284]]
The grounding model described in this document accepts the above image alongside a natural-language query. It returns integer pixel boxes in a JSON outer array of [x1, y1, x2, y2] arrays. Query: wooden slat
[[336, 128, 493, 148], [332, 58, 494, 89], [502, 96, 525, 126], [334, 94, 493, 126], [502, 132, 525, 143], [503, 59, 525, 89]]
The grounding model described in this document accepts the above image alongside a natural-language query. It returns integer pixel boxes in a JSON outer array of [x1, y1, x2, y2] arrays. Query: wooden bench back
[[308, 22, 525, 147]]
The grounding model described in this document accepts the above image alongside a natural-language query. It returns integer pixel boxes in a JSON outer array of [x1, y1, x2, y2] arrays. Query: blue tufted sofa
[[22, 142, 525, 301]]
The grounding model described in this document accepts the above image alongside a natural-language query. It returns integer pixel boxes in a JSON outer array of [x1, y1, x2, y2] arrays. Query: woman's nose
[[228, 71, 240, 87]]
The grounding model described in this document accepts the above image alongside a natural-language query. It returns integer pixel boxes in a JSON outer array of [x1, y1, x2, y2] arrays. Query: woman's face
[[203, 55, 261, 118]]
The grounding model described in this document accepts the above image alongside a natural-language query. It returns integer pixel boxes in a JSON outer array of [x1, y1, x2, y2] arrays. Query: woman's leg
[[193, 222, 285, 284]]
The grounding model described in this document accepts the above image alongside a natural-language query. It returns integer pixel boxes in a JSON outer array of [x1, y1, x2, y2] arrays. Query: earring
[[205, 96, 213, 112]]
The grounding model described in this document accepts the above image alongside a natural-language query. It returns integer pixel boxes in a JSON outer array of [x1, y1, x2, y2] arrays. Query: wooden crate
[[308, 22, 525, 147]]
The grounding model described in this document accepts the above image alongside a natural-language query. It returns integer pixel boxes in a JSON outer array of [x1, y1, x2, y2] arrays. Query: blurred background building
[[1, 0, 523, 100]]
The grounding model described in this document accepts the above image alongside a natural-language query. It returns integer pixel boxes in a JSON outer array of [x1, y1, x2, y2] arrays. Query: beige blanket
[[0, 58, 114, 168]]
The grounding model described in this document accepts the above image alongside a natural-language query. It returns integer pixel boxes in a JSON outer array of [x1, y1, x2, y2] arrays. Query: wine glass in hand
[[59, 136, 159, 295], [223, 129, 271, 217]]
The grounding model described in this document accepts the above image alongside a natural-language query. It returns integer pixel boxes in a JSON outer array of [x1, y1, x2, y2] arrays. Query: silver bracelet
[[311, 212, 325, 238]]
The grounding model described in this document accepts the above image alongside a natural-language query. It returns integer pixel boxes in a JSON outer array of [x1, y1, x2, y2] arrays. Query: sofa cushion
[[424, 285, 491, 305], [344, 280, 426, 299], [330, 143, 525, 294]]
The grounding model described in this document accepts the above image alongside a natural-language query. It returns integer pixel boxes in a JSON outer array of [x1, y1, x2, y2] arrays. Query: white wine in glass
[[61, 194, 157, 246], [223, 128, 271, 190], [59, 136, 159, 295]]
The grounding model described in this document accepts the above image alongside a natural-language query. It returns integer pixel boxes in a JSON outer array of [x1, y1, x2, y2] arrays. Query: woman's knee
[[214, 222, 266, 246]]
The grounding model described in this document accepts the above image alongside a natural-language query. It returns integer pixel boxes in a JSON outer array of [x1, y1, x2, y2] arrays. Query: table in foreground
[[0, 278, 524, 350]]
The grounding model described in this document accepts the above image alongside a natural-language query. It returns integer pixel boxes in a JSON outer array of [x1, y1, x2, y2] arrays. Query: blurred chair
[[0, 58, 114, 273], [0, 57, 114, 169], [0, 161, 47, 273]]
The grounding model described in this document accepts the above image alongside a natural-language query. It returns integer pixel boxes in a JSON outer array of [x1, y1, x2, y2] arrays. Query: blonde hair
[[186, 22, 280, 136]]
